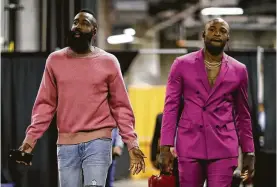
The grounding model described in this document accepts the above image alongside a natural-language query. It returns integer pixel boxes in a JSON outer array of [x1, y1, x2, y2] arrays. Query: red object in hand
[[148, 172, 176, 187]]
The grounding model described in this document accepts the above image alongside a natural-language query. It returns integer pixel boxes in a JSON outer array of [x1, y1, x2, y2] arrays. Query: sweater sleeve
[[23, 55, 58, 148], [108, 56, 138, 151]]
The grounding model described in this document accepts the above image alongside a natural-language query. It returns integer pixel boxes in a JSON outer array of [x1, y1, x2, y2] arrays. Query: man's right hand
[[170, 147, 177, 158], [17, 142, 33, 166], [159, 146, 174, 173], [19, 142, 33, 153]]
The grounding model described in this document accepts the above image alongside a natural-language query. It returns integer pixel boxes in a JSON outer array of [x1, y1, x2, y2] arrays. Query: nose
[[76, 23, 82, 30], [72, 22, 81, 30], [214, 31, 220, 36], [72, 25, 81, 33]]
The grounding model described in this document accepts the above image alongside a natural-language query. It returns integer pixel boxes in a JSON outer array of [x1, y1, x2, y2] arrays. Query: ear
[[202, 31, 205, 39], [92, 27, 97, 36], [227, 35, 230, 41]]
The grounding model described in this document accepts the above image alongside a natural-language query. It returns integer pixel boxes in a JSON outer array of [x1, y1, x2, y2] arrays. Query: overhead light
[[123, 28, 136, 36], [201, 7, 243, 16], [107, 34, 134, 44]]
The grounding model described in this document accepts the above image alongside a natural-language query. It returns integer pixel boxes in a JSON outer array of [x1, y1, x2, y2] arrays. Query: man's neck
[[68, 46, 97, 58], [204, 48, 223, 62], [71, 46, 94, 56]]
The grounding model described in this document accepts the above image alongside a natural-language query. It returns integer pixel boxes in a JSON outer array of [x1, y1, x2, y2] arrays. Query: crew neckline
[[64, 47, 105, 59]]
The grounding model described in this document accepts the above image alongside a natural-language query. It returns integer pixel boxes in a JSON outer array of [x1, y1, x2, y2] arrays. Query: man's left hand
[[241, 152, 255, 182], [129, 147, 146, 175]]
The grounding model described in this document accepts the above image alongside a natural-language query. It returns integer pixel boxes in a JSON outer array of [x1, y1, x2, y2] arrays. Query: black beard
[[204, 40, 226, 56], [67, 30, 93, 54]]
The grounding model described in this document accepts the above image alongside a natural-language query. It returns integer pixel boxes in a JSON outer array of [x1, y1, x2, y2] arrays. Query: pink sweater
[[23, 47, 138, 150]]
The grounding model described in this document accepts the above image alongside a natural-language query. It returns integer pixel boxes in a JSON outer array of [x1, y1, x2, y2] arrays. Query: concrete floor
[[114, 179, 148, 187], [113, 179, 252, 187]]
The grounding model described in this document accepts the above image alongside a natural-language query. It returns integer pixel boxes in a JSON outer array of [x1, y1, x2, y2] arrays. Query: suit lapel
[[206, 53, 229, 103], [195, 49, 211, 93]]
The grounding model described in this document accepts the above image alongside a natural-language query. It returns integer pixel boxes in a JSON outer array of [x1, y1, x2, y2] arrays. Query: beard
[[204, 40, 226, 56], [67, 29, 93, 53]]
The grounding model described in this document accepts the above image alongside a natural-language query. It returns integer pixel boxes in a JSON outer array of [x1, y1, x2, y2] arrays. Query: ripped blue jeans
[[57, 138, 112, 187]]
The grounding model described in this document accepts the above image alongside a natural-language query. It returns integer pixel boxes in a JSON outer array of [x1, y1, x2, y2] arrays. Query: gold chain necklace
[[204, 60, 221, 69]]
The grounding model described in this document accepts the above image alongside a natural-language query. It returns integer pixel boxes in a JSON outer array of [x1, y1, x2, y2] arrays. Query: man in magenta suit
[[159, 18, 255, 187]]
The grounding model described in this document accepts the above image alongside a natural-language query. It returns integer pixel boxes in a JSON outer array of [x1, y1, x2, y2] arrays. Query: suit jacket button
[[216, 125, 219, 128], [199, 125, 203, 128], [196, 91, 200, 94], [202, 107, 206, 111]]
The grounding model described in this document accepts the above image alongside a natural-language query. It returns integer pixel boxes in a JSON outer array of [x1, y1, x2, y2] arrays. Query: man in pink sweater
[[18, 9, 145, 187]]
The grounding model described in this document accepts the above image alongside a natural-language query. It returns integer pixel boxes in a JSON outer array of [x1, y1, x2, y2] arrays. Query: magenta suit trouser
[[178, 157, 238, 187]]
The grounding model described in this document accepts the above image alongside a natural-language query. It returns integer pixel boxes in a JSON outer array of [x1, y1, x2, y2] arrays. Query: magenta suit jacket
[[160, 49, 255, 160]]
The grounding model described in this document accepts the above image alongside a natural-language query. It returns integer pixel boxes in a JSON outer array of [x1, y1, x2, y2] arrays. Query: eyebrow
[[209, 25, 228, 30], [73, 18, 91, 24]]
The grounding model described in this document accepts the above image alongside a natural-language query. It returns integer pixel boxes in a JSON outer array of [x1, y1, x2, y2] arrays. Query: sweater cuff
[[126, 139, 139, 151], [23, 135, 37, 149]]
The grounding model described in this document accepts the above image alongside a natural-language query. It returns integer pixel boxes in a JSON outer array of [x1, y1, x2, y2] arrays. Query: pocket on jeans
[[85, 139, 113, 166], [57, 144, 77, 161], [96, 139, 112, 154]]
